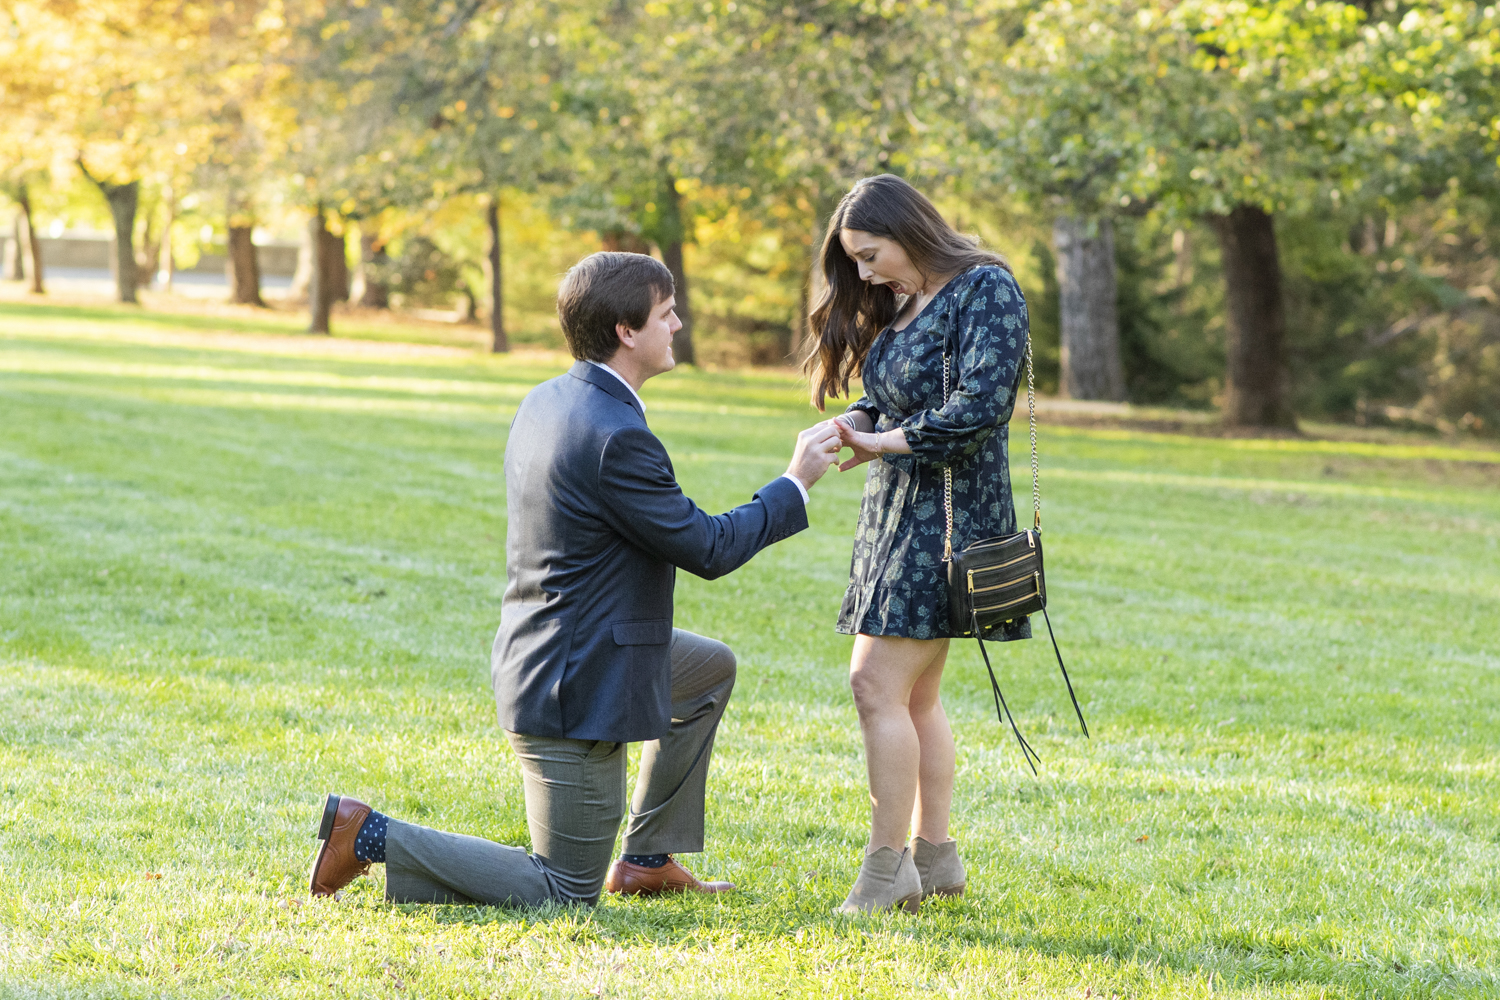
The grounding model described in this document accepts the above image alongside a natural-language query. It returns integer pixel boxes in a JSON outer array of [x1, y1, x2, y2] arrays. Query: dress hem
[[834, 618, 1033, 642]]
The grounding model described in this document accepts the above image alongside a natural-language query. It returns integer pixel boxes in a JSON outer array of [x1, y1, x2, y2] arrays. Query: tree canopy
[[2, 0, 1497, 432]]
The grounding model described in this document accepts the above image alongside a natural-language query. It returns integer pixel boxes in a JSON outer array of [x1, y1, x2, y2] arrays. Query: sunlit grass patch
[[0, 307, 1497, 998]]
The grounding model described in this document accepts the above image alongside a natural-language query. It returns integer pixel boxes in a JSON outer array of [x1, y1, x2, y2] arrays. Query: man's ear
[[614, 322, 636, 350]]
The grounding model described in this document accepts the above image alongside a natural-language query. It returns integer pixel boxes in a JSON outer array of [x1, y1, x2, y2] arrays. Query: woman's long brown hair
[[803, 174, 1009, 410]]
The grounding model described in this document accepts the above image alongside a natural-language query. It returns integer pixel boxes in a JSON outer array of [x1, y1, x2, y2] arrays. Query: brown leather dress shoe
[[604, 856, 734, 896], [309, 794, 372, 897]]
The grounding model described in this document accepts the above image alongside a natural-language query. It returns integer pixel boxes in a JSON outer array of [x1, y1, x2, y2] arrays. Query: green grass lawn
[[1, 299, 1498, 999]]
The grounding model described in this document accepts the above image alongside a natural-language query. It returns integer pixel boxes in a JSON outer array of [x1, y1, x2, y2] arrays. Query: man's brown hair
[[557, 252, 675, 362]]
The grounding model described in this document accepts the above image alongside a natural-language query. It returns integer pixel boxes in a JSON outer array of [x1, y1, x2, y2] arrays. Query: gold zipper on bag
[[974, 589, 1039, 613], [972, 572, 1042, 613], [968, 565, 1034, 595]]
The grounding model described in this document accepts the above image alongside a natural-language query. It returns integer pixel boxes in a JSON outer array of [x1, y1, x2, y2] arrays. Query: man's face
[[623, 293, 681, 378]]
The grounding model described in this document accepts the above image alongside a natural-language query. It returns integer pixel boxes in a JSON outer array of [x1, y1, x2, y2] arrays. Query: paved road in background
[[17, 268, 294, 300]]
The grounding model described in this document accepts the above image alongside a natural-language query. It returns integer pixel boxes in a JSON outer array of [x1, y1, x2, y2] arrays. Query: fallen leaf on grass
[[144, 872, 163, 880], [381, 962, 406, 990], [1135, 835, 1149, 843]]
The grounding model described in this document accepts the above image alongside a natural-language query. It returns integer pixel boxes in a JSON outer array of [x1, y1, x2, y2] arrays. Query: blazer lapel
[[569, 360, 644, 417]]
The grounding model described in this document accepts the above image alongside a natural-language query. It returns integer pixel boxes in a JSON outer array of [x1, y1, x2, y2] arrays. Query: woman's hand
[[834, 417, 914, 471], [835, 420, 882, 471]]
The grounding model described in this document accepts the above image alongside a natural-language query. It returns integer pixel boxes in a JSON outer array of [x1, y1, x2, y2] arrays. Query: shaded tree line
[[2, 0, 1497, 433]]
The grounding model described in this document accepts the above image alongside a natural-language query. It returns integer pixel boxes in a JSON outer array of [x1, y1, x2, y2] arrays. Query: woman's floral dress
[[836, 264, 1033, 642]]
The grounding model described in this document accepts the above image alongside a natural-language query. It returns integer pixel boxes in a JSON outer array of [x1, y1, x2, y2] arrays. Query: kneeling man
[[309, 252, 840, 905]]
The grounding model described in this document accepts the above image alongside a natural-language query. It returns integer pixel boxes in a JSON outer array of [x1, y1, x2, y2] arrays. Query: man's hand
[[787, 420, 843, 490]]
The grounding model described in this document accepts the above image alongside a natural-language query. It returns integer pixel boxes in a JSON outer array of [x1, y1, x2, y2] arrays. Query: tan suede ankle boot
[[910, 836, 966, 898], [835, 846, 922, 914]]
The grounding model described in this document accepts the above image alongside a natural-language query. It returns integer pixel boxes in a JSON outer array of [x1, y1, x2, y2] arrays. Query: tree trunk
[[789, 274, 810, 362], [19, 187, 43, 294], [307, 209, 332, 334], [321, 227, 349, 302], [226, 226, 265, 306], [661, 237, 694, 365], [159, 189, 176, 293], [136, 196, 158, 289], [289, 224, 313, 303], [4, 209, 22, 281], [1207, 205, 1296, 429], [659, 179, 693, 365], [85, 175, 139, 303], [1171, 227, 1192, 288], [795, 198, 839, 366], [788, 227, 820, 363], [486, 197, 508, 352], [357, 230, 390, 308], [600, 230, 651, 254], [1053, 214, 1125, 401]]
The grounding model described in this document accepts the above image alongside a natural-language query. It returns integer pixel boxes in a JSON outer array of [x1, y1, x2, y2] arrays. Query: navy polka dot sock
[[353, 810, 389, 864], [623, 853, 670, 868]]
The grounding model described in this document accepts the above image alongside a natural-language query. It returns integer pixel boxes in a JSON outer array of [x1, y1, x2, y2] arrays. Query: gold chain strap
[[943, 351, 954, 561], [942, 331, 1040, 562], [1025, 334, 1041, 530]]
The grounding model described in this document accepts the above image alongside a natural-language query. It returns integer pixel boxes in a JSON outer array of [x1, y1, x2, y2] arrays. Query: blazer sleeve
[[595, 425, 809, 580], [898, 267, 1029, 467]]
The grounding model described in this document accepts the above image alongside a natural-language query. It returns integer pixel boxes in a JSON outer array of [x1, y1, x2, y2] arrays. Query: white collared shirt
[[586, 359, 809, 505]]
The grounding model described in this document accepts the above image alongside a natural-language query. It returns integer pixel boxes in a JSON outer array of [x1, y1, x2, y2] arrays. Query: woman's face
[[839, 229, 925, 297]]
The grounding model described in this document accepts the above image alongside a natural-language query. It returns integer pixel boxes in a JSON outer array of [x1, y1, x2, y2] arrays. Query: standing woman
[[809, 175, 1033, 914]]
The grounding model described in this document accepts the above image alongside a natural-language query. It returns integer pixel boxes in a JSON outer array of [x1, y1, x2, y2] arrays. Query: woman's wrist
[[838, 411, 873, 433], [874, 428, 911, 456]]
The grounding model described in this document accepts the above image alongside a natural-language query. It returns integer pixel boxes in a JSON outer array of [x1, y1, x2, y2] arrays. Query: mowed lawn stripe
[[0, 313, 1497, 998]]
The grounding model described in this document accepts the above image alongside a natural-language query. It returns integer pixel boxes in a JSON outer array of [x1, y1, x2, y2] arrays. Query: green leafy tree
[[997, 0, 1381, 427], [0, 0, 66, 293], [744, 0, 986, 360], [9, 0, 285, 304], [295, 0, 578, 347]]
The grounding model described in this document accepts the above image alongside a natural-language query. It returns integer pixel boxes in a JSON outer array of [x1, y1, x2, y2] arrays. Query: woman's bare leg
[[849, 635, 952, 853], [907, 646, 955, 844]]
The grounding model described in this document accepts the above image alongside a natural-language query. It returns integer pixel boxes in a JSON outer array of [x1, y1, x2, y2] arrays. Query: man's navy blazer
[[491, 361, 809, 743]]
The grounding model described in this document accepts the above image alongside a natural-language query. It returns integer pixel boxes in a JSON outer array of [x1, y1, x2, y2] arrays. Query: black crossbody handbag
[[941, 329, 1089, 773]]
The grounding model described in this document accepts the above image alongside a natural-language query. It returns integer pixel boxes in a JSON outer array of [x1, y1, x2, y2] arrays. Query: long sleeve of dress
[[843, 394, 882, 425], [897, 268, 1029, 467]]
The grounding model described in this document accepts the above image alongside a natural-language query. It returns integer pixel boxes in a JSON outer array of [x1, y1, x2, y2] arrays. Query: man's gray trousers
[[384, 629, 735, 906]]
